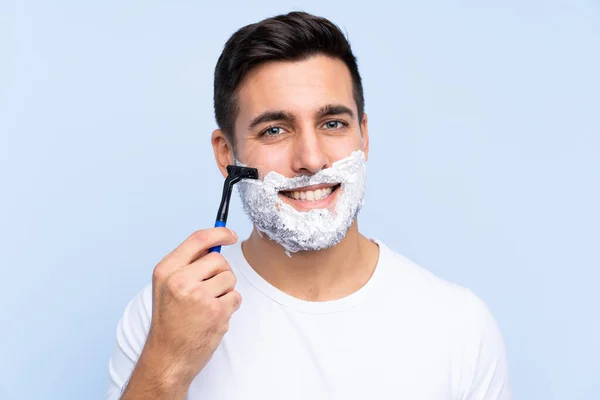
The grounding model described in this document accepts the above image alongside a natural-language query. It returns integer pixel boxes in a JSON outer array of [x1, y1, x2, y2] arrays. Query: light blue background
[[1, 1, 599, 399]]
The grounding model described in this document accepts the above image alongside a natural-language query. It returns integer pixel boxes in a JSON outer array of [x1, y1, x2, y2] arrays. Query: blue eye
[[323, 120, 346, 129], [263, 126, 282, 136]]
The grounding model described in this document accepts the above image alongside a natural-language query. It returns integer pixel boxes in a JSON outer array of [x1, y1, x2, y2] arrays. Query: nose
[[290, 129, 329, 175]]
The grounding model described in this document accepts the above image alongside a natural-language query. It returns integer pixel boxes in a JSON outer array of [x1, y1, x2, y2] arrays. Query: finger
[[157, 228, 237, 274], [219, 290, 242, 313], [202, 270, 237, 298], [163, 253, 230, 296], [172, 252, 231, 284]]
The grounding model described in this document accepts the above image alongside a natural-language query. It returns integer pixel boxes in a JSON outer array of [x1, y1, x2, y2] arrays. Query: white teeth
[[283, 186, 335, 202]]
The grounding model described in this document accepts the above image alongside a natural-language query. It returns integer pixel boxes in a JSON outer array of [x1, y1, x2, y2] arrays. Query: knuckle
[[218, 321, 230, 334], [226, 271, 237, 286], [210, 255, 231, 272], [190, 286, 209, 304], [222, 259, 233, 272], [207, 253, 231, 273], [166, 274, 188, 296], [232, 291, 242, 309], [152, 265, 168, 283]]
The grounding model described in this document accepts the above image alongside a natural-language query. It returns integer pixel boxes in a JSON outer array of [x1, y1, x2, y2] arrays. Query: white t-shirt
[[106, 240, 511, 399]]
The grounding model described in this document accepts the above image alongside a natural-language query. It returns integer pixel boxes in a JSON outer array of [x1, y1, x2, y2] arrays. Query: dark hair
[[213, 11, 365, 145]]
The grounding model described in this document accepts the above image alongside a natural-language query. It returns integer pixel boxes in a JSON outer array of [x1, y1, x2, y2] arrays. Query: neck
[[241, 220, 380, 301]]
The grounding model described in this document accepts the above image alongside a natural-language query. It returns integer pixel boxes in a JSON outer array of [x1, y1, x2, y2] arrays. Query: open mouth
[[279, 183, 341, 202]]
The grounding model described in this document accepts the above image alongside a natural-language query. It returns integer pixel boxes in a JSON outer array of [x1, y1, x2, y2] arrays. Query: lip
[[278, 183, 341, 211]]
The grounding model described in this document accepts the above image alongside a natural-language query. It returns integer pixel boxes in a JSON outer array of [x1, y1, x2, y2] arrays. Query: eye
[[260, 126, 286, 137], [322, 120, 348, 130]]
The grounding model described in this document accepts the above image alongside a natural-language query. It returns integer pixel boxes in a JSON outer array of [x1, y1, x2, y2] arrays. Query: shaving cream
[[236, 150, 367, 254]]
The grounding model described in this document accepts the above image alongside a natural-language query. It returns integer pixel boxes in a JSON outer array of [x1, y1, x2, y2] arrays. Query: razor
[[208, 165, 259, 253]]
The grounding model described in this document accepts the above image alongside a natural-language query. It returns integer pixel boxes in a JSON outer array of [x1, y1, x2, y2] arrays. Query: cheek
[[326, 138, 365, 162], [242, 149, 289, 179]]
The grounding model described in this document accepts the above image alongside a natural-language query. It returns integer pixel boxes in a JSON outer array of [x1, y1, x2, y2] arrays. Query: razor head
[[216, 165, 259, 223], [226, 165, 259, 181]]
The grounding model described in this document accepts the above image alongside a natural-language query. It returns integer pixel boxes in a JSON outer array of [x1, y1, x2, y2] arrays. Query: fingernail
[[229, 229, 237, 239]]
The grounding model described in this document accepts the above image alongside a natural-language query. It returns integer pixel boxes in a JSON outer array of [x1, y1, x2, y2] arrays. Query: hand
[[143, 228, 241, 387]]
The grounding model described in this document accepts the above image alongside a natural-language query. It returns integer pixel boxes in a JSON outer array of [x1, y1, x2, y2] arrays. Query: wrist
[[131, 338, 195, 396]]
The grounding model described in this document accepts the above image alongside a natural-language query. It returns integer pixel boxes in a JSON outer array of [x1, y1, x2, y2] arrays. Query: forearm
[[120, 344, 192, 400]]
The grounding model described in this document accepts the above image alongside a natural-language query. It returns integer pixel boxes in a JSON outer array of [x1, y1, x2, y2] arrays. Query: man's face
[[231, 55, 369, 212]]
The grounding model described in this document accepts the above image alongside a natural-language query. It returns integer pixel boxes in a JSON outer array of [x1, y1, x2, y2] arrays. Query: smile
[[278, 184, 341, 209], [280, 183, 340, 201]]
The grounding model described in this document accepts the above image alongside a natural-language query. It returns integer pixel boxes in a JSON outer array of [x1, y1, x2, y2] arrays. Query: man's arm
[[118, 335, 193, 400], [106, 286, 195, 400], [105, 228, 241, 400]]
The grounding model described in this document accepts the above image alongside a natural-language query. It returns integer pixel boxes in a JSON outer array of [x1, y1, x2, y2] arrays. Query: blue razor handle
[[209, 220, 227, 253]]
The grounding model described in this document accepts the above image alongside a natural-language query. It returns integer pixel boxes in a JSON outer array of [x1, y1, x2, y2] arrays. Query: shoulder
[[375, 241, 511, 398], [116, 283, 153, 349], [375, 240, 503, 340], [375, 240, 476, 311], [125, 283, 153, 321]]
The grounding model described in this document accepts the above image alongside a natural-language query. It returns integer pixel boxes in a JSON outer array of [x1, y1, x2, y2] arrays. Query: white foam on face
[[236, 150, 367, 255]]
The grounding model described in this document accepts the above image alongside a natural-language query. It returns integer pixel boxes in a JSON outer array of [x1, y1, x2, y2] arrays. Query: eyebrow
[[316, 104, 354, 119], [247, 104, 355, 131], [248, 111, 296, 130]]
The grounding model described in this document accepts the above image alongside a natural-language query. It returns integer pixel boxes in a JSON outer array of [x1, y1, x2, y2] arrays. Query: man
[[106, 11, 511, 400]]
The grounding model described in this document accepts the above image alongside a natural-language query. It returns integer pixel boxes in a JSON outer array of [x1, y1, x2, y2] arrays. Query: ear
[[360, 113, 370, 161], [211, 129, 234, 178]]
